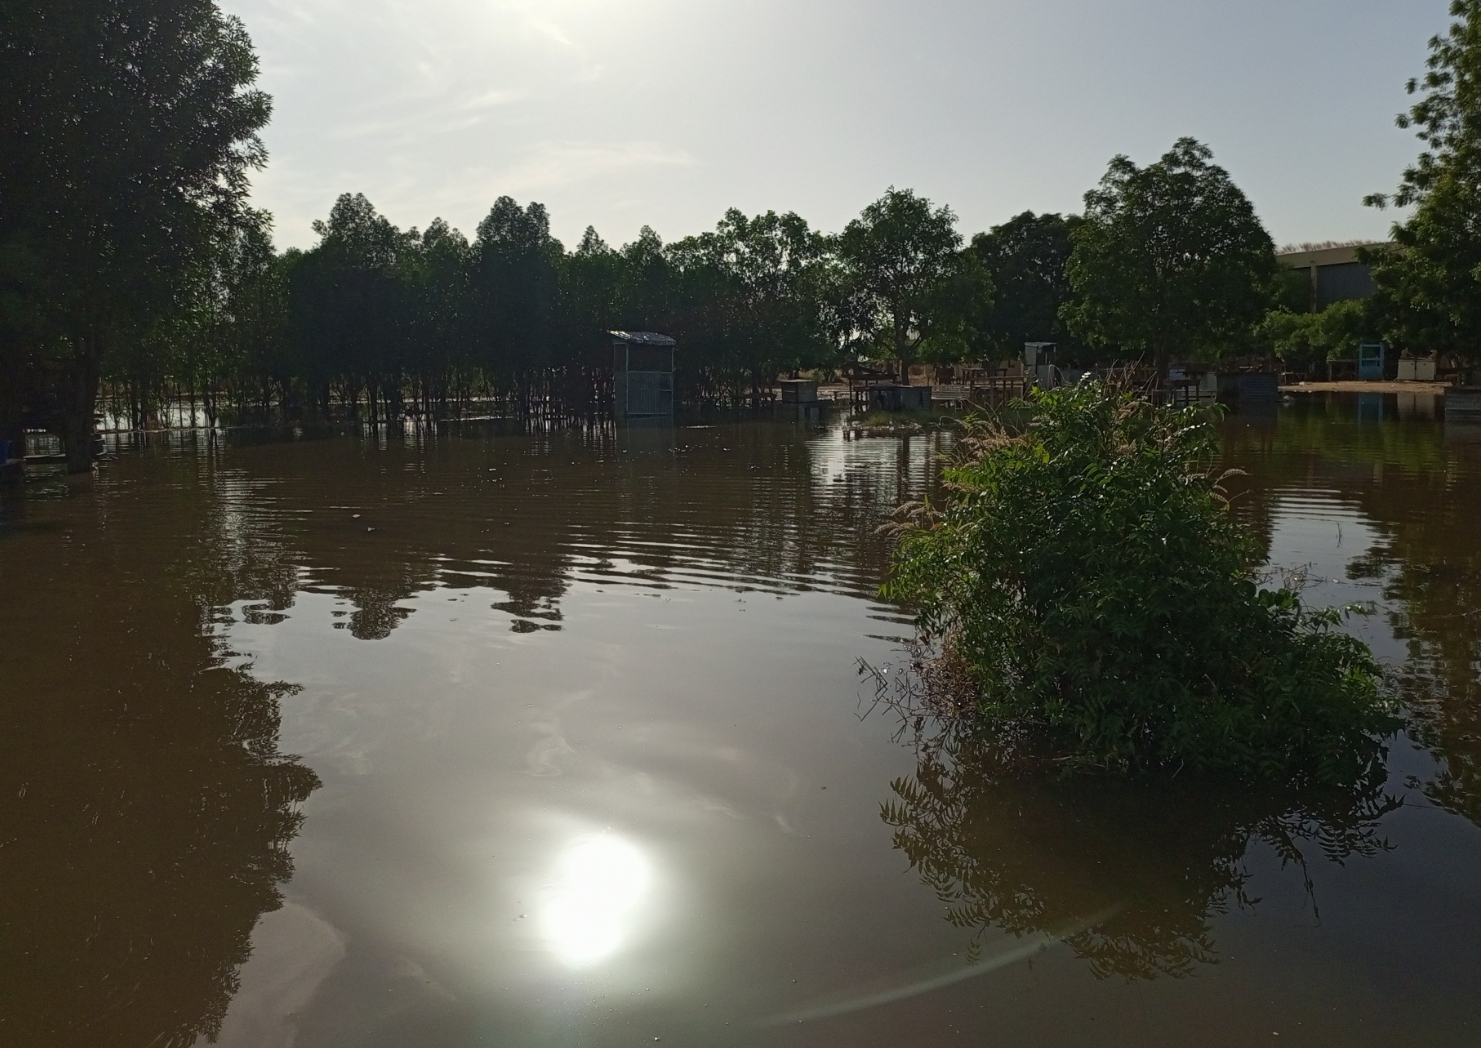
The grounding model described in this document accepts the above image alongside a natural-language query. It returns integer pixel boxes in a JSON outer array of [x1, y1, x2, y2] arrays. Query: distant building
[[1277, 243, 1386, 312]]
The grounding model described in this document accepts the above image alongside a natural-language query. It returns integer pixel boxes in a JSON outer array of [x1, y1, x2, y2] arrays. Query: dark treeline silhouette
[[86, 168, 1277, 435], [9, 0, 1481, 469], [90, 144, 1292, 434], [0, 0, 1286, 468], [91, 187, 1054, 431], [123, 192, 852, 430]]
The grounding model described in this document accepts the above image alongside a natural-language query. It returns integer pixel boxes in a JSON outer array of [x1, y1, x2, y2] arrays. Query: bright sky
[[228, 0, 1445, 252]]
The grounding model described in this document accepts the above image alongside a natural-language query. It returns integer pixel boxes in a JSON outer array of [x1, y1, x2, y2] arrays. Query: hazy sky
[[226, 0, 1447, 252]]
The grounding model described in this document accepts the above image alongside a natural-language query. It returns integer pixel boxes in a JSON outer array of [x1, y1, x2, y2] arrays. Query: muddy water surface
[[2, 400, 1480, 1047]]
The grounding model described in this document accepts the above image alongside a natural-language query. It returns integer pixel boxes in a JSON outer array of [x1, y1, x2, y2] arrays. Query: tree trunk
[[62, 348, 101, 474], [895, 314, 910, 384]]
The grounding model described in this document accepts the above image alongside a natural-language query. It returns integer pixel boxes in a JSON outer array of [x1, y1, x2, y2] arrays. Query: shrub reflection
[[882, 731, 1398, 979]]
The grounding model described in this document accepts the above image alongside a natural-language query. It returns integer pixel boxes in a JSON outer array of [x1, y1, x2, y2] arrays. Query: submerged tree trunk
[[62, 346, 101, 474]]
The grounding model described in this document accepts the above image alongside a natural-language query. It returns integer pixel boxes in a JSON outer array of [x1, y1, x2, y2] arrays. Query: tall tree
[[551, 227, 623, 385], [668, 209, 833, 404], [1364, 0, 1481, 364], [290, 193, 416, 420], [1063, 139, 1278, 378], [0, 0, 272, 469], [838, 188, 982, 382], [969, 211, 1080, 363], [468, 197, 562, 396]]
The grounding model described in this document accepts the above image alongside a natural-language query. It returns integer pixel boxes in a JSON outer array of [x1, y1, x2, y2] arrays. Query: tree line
[[5, 0, 1481, 470], [85, 142, 1288, 437]]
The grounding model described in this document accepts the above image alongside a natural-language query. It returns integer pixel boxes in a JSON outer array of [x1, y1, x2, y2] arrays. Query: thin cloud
[[491, 141, 700, 195]]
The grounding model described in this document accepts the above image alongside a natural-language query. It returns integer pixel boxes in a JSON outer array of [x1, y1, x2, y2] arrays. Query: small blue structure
[[1358, 343, 1385, 381]]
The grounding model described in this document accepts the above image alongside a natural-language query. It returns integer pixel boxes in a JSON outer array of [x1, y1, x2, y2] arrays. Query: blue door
[[1358, 343, 1385, 380]]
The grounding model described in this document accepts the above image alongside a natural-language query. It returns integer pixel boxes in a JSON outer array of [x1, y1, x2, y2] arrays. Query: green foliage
[[883, 383, 1395, 783], [665, 208, 836, 401], [968, 211, 1083, 364], [1364, 1, 1481, 363], [1259, 299, 1377, 371], [837, 188, 991, 379], [0, 0, 272, 463], [1062, 139, 1279, 375]]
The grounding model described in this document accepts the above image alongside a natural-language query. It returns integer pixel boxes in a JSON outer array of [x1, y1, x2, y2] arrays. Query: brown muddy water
[[2, 396, 1480, 1048]]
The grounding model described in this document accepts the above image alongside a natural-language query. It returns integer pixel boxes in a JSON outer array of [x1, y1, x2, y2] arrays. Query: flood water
[[2, 396, 1479, 1047]]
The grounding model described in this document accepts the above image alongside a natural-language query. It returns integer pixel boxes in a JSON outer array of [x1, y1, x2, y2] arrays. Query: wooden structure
[[778, 379, 818, 403], [869, 385, 932, 412], [610, 331, 675, 421], [840, 360, 896, 409], [1166, 368, 1219, 407]]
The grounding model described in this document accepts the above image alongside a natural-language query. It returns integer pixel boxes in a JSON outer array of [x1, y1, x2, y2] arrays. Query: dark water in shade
[[1, 397, 1479, 1047]]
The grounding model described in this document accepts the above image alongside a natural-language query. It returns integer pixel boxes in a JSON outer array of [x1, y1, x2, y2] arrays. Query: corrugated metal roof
[[609, 330, 676, 347]]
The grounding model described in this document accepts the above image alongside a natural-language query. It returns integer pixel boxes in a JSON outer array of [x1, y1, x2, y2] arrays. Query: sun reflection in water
[[539, 833, 651, 968]]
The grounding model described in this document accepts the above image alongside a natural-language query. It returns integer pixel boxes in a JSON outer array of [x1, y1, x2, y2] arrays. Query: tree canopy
[[837, 188, 988, 381], [969, 211, 1080, 363], [883, 383, 1395, 783], [1062, 139, 1279, 376], [1364, 0, 1481, 362], [0, 0, 272, 467]]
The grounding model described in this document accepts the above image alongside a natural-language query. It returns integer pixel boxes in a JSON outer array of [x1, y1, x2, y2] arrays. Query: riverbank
[[1280, 380, 1451, 395]]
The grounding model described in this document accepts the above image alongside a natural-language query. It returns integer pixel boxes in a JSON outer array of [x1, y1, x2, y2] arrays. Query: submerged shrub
[[882, 382, 1395, 783]]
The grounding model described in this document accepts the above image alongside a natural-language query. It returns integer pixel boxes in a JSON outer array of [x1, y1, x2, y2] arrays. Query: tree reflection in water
[[0, 468, 321, 1047], [1344, 467, 1481, 828], [0, 663, 319, 1047], [1221, 400, 1481, 829], [882, 731, 1399, 980]]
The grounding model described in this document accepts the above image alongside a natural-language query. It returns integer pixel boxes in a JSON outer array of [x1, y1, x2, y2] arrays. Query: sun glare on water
[[539, 834, 652, 968]]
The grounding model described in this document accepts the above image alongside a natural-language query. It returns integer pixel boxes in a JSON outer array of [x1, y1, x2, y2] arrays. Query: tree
[[1062, 139, 1279, 379], [550, 227, 624, 409], [667, 209, 833, 405], [468, 197, 563, 401], [0, 0, 272, 469], [838, 188, 986, 382], [1364, 1, 1481, 365], [290, 193, 418, 421], [969, 211, 1081, 363], [1259, 299, 1378, 375]]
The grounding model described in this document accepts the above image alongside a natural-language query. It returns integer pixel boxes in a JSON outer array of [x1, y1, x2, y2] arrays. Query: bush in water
[[882, 382, 1396, 783]]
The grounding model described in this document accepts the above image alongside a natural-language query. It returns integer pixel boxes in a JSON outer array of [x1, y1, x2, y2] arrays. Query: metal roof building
[[1277, 243, 1386, 311], [610, 331, 675, 420]]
